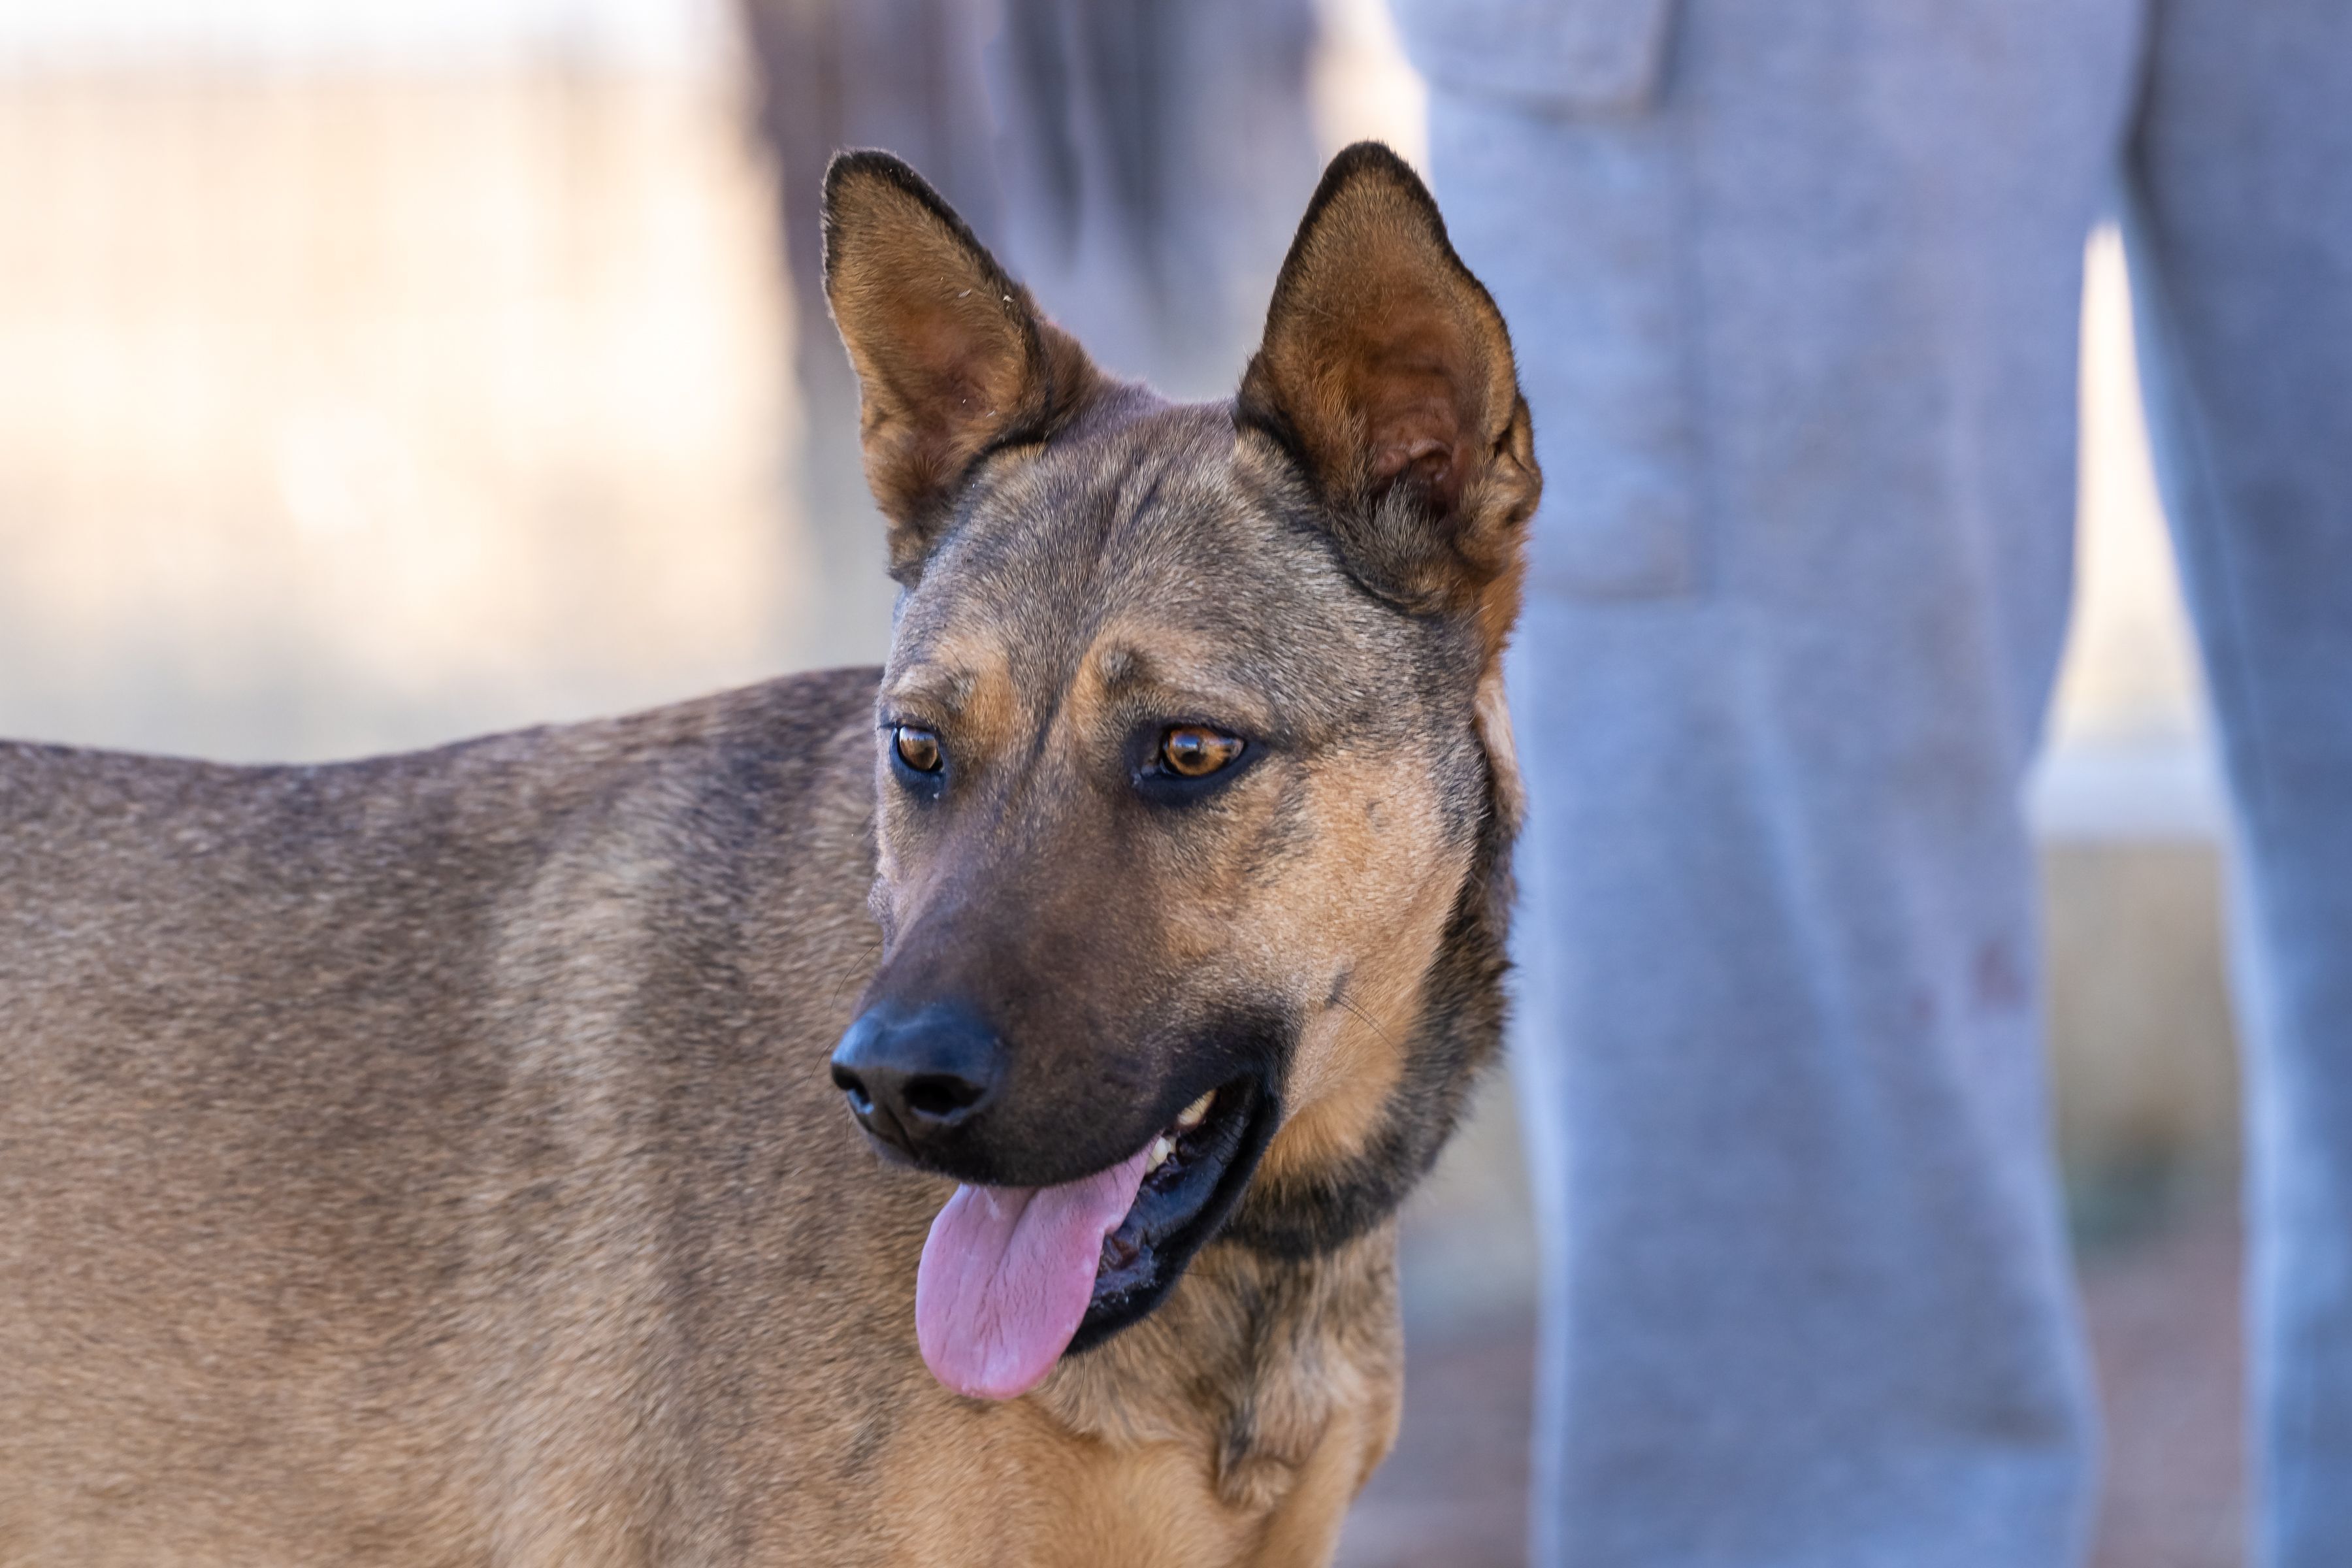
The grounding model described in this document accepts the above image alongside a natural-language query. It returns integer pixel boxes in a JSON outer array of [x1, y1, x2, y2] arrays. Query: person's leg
[[2124, 7, 2352, 1563], [1409, 1, 2146, 1560]]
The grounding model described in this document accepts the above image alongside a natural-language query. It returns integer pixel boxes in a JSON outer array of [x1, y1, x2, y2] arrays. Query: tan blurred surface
[[0, 63, 823, 763]]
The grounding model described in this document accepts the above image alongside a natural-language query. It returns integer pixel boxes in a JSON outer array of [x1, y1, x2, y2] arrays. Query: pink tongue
[[915, 1145, 1153, 1401]]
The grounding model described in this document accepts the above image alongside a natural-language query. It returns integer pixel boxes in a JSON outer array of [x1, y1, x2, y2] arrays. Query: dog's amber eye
[[1158, 727, 1243, 779], [893, 725, 943, 774]]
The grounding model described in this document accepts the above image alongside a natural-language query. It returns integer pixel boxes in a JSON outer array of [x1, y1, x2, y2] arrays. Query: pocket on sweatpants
[[1389, 0, 1680, 113]]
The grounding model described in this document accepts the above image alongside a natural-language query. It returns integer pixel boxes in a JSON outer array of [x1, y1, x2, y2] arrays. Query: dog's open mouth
[[913, 1077, 1271, 1401]]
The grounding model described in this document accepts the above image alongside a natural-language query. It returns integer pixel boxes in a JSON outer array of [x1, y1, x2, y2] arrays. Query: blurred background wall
[[0, 0, 809, 760], [0, 4, 2241, 1560]]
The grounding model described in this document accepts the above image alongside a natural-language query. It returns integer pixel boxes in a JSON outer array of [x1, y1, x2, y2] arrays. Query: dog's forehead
[[890, 403, 1377, 689]]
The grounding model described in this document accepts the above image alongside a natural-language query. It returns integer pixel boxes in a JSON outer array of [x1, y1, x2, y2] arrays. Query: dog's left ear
[[1239, 142, 1539, 823]]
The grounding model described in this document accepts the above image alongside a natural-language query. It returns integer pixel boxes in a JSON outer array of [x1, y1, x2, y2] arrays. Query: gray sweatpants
[[1385, 1, 2352, 1563]]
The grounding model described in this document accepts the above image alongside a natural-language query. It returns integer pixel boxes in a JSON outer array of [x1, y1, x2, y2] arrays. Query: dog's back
[[0, 670, 917, 1563]]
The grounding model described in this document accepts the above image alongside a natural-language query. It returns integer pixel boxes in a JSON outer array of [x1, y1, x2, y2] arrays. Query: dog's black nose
[[830, 1003, 1002, 1157]]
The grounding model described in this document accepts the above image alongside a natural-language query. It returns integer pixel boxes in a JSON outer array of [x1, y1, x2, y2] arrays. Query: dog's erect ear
[[1239, 142, 1538, 623], [823, 151, 1105, 581], [1239, 142, 1540, 824]]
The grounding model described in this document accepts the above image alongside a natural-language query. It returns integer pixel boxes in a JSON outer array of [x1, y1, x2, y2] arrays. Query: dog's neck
[[1032, 1221, 1403, 1509]]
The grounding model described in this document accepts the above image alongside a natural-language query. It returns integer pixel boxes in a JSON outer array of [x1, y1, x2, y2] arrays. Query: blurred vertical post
[[986, 0, 1320, 400], [734, 0, 1320, 661], [735, 0, 1005, 666]]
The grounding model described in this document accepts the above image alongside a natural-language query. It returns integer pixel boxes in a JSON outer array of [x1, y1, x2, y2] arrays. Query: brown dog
[[0, 142, 1537, 1567]]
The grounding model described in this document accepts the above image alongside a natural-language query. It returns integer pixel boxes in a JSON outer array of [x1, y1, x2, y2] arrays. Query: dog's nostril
[[830, 1067, 882, 1122], [902, 1073, 985, 1121]]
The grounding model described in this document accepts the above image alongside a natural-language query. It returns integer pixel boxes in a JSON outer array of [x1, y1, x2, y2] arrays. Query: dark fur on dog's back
[[1, 142, 1537, 1567]]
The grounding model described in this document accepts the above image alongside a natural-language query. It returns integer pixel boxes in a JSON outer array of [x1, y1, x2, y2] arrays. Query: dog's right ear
[[823, 152, 1105, 582], [1237, 143, 1538, 630], [1239, 143, 1541, 830]]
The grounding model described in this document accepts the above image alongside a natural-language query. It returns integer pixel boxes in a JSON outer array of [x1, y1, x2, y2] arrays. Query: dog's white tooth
[[1175, 1091, 1214, 1131], [1145, 1134, 1176, 1173]]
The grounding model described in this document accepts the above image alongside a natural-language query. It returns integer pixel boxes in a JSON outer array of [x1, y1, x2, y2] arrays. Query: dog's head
[[821, 144, 1537, 1399]]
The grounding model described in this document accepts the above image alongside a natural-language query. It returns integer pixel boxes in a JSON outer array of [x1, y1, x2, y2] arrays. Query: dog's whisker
[[1335, 992, 1403, 1051]]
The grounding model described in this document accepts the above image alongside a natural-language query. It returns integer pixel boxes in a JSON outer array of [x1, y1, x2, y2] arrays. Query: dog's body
[[1, 147, 1536, 1566], [1, 675, 1401, 1565]]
